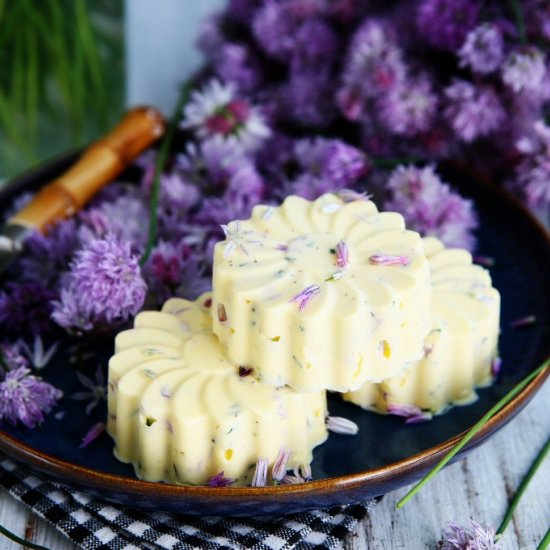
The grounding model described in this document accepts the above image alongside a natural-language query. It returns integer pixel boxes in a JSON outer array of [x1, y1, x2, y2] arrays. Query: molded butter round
[[212, 193, 432, 392], [344, 237, 500, 415], [107, 293, 328, 486]]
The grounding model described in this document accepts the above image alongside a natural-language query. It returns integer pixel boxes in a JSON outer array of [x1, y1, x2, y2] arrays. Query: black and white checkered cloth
[[0, 455, 375, 550]]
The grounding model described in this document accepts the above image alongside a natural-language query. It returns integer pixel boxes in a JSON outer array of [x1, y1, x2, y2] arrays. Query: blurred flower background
[[0, 0, 549, 425]]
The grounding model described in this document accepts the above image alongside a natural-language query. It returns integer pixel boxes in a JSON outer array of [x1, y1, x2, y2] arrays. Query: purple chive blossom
[[518, 156, 550, 209], [0, 367, 62, 428], [369, 254, 410, 266], [510, 315, 536, 328], [255, 132, 295, 177], [515, 120, 550, 208], [291, 138, 369, 196], [251, 457, 269, 487], [182, 80, 271, 152], [385, 165, 478, 250], [206, 471, 235, 487], [0, 283, 57, 336], [143, 241, 210, 306], [197, 14, 225, 57], [158, 173, 201, 213], [79, 193, 149, 251], [291, 174, 339, 201], [335, 241, 350, 268], [416, 0, 480, 50], [338, 20, 406, 120], [226, 0, 259, 23], [502, 47, 547, 95], [440, 520, 502, 549], [213, 43, 263, 93], [252, 1, 297, 60], [289, 285, 321, 311], [523, 1, 550, 42], [459, 24, 504, 75], [178, 129, 249, 188], [0, 343, 28, 371], [52, 234, 146, 332], [51, 288, 94, 332], [80, 422, 105, 449], [423, 190, 478, 251], [291, 18, 339, 74], [281, 72, 336, 127], [347, 20, 406, 96], [387, 404, 433, 424], [444, 80, 505, 143], [379, 75, 438, 136], [326, 416, 359, 435], [193, 196, 254, 235], [18, 219, 79, 285], [226, 164, 265, 204], [272, 448, 292, 482], [293, 138, 330, 172], [491, 357, 502, 377], [71, 365, 106, 415], [92, 180, 139, 204], [323, 141, 369, 187], [386, 164, 442, 206], [145, 240, 183, 287]]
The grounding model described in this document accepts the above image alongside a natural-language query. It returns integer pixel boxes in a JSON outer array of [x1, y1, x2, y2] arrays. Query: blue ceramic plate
[[0, 155, 548, 516]]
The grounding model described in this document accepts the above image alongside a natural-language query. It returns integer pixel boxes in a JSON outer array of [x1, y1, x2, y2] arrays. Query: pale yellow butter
[[212, 193, 432, 392], [107, 293, 328, 486], [344, 237, 500, 414]]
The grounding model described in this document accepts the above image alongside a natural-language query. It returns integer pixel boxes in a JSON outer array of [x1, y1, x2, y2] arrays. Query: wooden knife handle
[[8, 106, 165, 232]]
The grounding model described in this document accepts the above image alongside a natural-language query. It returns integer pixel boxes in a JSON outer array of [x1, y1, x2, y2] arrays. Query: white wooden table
[[0, 381, 548, 550]]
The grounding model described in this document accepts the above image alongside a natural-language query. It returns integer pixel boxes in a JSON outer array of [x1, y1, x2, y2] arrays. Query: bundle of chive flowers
[[199, 0, 550, 212]]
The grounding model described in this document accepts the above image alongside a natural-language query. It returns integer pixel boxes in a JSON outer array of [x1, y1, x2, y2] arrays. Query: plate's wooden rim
[[0, 152, 548, 503]]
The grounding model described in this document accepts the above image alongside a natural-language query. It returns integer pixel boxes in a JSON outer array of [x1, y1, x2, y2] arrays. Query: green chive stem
[[0, 522, 51, 550], [497, 434, 550, 535], [396, 359, 549, 508], [0, 350, 9, 373], [372, 156, 423, 169], [140, 83, 192, 266], [537, 526, 550, 550], [509, 0, 527, 44]]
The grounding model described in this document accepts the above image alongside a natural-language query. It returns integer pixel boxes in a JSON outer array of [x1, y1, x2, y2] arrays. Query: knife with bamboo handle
[[0, 106, 165, 272]]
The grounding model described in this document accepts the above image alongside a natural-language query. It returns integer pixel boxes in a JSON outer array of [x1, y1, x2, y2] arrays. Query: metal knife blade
[[0, 106, 165, 274], [0, 225, 28, 273]]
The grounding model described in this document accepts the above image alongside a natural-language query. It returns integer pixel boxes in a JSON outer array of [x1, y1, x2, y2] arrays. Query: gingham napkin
[[0, 455, 375, 550]]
